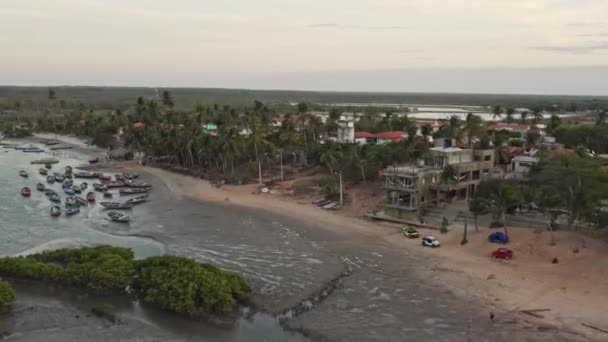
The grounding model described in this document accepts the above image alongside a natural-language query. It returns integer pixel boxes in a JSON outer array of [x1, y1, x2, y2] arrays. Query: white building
[[337, 113, 355, 143], [511, 155, 539, 179]]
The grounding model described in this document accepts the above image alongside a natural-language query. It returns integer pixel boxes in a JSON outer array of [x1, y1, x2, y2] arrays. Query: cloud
[[530, 41, 608, 54], [307, 23, 408, 30]]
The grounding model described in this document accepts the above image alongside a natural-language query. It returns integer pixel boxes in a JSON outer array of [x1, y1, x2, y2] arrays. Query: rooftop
[[430, 147, 464, 153]]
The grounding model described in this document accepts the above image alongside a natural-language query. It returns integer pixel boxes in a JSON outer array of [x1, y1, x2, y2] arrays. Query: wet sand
[[122, 165, 587, 342]]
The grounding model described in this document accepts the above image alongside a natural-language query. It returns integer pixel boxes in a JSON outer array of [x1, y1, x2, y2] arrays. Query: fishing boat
[[93, 183, 108, 192], [119, 187, 151, 195], [114, 174, 124, 181], [50, 194, 61, 203], [19, 170, 28, 178], [80, 182, 88, 190], [62, 180, 73, 188], [50, 206, 61, 217], [36, 183, 45, 191], [103, 191, 113, 198], [44, 140, 60, 146], [89, 158, 100, 164], [65, 207, 80, 216], [23, 147, 45, 153], [65, 166, 73, 173], [30, 158, 59, 165], [123, 172, 139, 180], [72, 185, 82, 194], [45, 189, 56, 197], [125, 180, 151, 188], [107, 212, 130, 223], [39, 168, 48, 176], [46, 175, 55, 184], [65, 197, 77, 207], [14, 143, 35, 150], [98, 174, 111, 181], [54, 173, 65, 182], [99, 202, 134, 210], [126, 194, 149, 205], [65, 172, 73, 179], [50, 146, 73, 150], [105, 181, 125, 188], [45, 163, 53, 169], [74, 171, 99, 179], [75, 196, 88, 206], [21, 187, 31, 197], [64, 187, 75, 195], [86, 192, 96, 202]]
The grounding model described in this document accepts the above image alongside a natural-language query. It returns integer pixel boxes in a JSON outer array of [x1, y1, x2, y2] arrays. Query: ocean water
[[0, 140, 308, 342]]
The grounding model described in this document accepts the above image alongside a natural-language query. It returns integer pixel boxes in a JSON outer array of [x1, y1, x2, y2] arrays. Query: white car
[[421, 236, 441, 248]]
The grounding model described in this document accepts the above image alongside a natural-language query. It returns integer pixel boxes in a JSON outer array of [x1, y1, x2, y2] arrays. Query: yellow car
[[402, 227, 420, 239]]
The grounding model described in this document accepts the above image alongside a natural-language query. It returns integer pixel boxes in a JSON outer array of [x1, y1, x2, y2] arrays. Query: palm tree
[[421, 125, 432, 142], [505, 107, 515, 124], [491, 105, 503, 120], [532, 108, 543, 125], [464, 113, 483, 146], [319, 147, 343, 174], [520, 111, 529, 124]]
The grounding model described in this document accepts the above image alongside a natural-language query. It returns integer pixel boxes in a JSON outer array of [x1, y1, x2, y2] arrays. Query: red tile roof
[[354, 131, 377, 139], [487, 123, 530, 131], [354, 131, 406, 141]]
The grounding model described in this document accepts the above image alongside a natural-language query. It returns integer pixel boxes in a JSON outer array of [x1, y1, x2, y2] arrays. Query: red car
[[491, 247, 513, 260]]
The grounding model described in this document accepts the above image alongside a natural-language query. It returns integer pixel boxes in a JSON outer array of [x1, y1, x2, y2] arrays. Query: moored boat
[[120, 187, 151, 195], [125, 180, 151, 188], [64, 187, 75, 195], [75, 196, 88, 206], [46, 175, 55, 184], [99, 202, 134, 210], [44, 188, 56, 197], [86, 192, 96, 202], [65, 172, 73, 179], [36, 183, 45, 191], [65, 196, 77, 207], [19, 170, 28, 178], [80, 182, 88, 190], [50, 194, 61, 203], [104, 181, 125, 188], [54, 173, 65, 182], [114, 174, 124, 181], [126, 194, 150, 205], [74, 171, 100, 179], [65, 207, 80, 216], [31, 158, 59, 165], [103, 191, 113, 198], [50, 206, 61, 217], [98, 174, 111, 181], [21, 187, 31, 197], [93, 183, 108, 192], [65, 166, 73, 173], [107, 212, 130, 223], [123, 172, 139, 180], [39, 168, 48, 176], [45, 163, 53, 169], [89, 158, 99, 164], [72, 185, 82, 194], [23, 147, 45, 153]]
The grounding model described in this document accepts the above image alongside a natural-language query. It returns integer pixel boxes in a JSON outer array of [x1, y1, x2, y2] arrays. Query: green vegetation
[[473, 179, 524, 236], [0, 278, 16, 313], [0, 247, 249, 317], [554, 124, 608, 153]]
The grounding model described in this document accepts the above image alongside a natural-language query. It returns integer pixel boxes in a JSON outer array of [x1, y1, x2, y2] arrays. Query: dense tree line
[[0, 278, 15, 313], [0, 246, 249, 317], [554, 124, 608, 154]]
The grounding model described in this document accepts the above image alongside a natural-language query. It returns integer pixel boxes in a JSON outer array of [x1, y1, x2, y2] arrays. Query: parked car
[[421, 236, 440, 248], [403, 227, 420, 239], [488, 231, 509, 244], [491, 247, 513, 260]]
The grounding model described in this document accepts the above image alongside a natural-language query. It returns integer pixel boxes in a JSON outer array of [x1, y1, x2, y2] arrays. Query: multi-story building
[[383, 147, 495, 219]]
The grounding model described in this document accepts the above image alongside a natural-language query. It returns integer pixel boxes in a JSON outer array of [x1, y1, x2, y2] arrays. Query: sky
[[1, 0, 608, 95]]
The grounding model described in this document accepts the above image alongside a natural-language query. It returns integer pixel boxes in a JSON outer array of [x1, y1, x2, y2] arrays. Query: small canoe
[[39, 168, 48, 176], [80, 182, 88, 190], [50, 206, 61, 217], [89, 158, 99, 164], [30, 158, 59, 165], [65, 166, 73, 173], [125, 180, 151, 188], [65, 172, 73, 179], [98, 174, 111, 181], [75, 196, 88, 206], [65, 207, 80, 216], [123, 172, 139, 180], [36, 183, 45, 191], [93, 183, 108, 192], [21, 187, 31, 197], [50, 194, 61, 203], [45, 163, 53, 169], [114, 174, 124, 181], [46, 175, 55, 184], [104, 181, 125, 188], [64, 187, 75, 195], [62, 180, 73, 188], [65, 197, 77, 207], [126, 195, 149, 205], [86, 192, 96, 202], [74, 171, 99, 179], [72, 185, 82, 194], [107, 212, 130, 223], [54, 173, 65, 182], [103, 191, 113, 198], [45, 189, 56, 197], [99, 202, 134, 210], [19, 170, 28, 178], [120, 187, 151, 195]]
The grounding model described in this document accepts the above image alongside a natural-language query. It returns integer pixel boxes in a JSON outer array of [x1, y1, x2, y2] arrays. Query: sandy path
[[138, 165, 606, 341]]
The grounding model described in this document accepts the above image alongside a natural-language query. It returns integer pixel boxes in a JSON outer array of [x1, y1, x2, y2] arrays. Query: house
[[487, 123, 531, 139], [382, 147, 495, 218], [354, 131, 378, 145], [353, 131, 407, 145], [511, 155, 539, 179], [337, 113, 356, 143]]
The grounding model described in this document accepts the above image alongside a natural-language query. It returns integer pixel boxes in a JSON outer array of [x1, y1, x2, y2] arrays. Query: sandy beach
[[130, 164, 608, 341]]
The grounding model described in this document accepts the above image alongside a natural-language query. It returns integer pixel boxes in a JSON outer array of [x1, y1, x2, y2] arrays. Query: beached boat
[[23, 148, 45, 153], [45, 163, 53, 169], [39, 168, 48, 176], [21, 187, 31, 197], [123, 172, 139, 180], [46, 175, 55, 184], [62, 180, 73, 188], [36, 183, 45, 191], [124, 180, 151, 188], [65, 207, 80, 216], [50, 146, 73, 150], [107, 212, 130, 223], [50, 194, 61, 203], [14, 143, 35, 150], [104, 181, 125, 188], [103, 191, 113, 198], [75, 196, 88, 206], [86, 192, 96, 202], [99, 202, 134, 210], [45, 189, 56, 197], [119, 187, 151, 195], [54, 173, 65, 182], [72, 185, 82, 194], [114, 174, 124, 181], [93, 183, 108, 192], [65, 172, 73, 179], [80, 182, 88, 190], [98, 174, 111, 181], [126, 194, 149, 205], [65, 197, 77, 207], [89, 158, 99, 164], [65, 166, 73, 173], [30, 158, 59, 165], [19, 170, 28, 178], [74, 171, 99, 179], [44, 140, 60, 146], [64, 187, 75, 195], [50, 206, 61, 217]]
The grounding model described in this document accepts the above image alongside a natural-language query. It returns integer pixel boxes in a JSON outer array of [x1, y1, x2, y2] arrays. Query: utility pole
[[339, 170, 343, 206]]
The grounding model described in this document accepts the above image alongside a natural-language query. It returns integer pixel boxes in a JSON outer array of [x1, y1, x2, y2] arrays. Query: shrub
[[0, 278, 16, 313], [91, 303, 117, 323]]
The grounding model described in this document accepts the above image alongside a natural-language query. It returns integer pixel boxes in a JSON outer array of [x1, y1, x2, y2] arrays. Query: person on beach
[[490, 312, 495, 323]]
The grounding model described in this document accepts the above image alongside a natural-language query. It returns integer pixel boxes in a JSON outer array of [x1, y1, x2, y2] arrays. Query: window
[[472, 170, 480, 180], [483, 169, 489, 175], [484, 155, 491, 161]]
